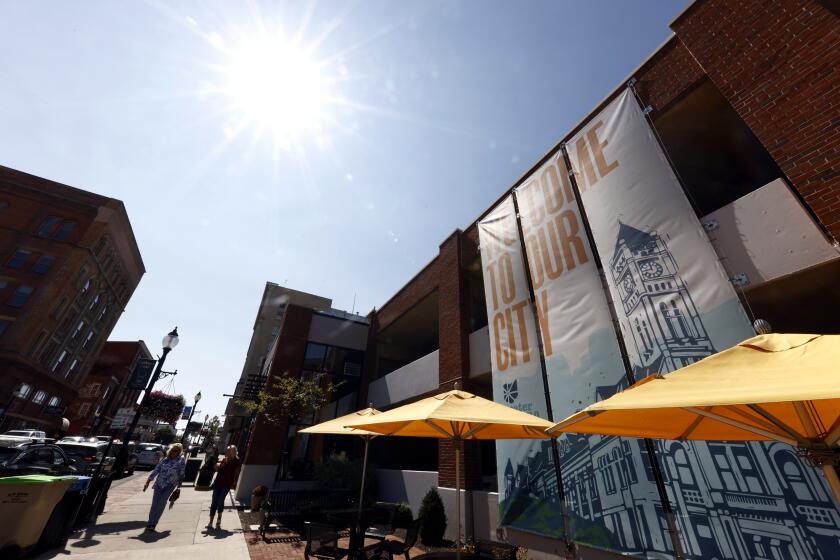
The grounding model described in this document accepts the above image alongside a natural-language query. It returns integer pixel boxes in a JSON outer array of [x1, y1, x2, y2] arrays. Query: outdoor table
[[326, 508, 378, 560]]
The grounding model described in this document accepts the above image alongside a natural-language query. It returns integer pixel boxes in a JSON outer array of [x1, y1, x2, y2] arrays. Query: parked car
[[0, 443, 77, 477], [0, 430, 47, 446], [108, 442, 138, 476], [56, 441, 114, 476], [59, 436, 100, 444], [136, 443, 164, 469]]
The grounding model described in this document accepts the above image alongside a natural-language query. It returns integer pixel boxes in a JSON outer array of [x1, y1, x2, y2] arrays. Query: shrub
[[313, 455, 376, 502], [393, 502, 413, 529], [418, 487, 447, 545]]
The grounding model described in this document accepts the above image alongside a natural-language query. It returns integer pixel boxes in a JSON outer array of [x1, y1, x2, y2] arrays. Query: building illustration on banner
[[501, 222, 840, 560]]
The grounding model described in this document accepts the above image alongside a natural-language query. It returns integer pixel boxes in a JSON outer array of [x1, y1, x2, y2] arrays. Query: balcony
[[367, 350, 438, 408], [702, 178, 838, 289]]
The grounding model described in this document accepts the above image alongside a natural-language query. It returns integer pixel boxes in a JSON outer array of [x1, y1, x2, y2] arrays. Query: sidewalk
[[36, 475, 249, 560]]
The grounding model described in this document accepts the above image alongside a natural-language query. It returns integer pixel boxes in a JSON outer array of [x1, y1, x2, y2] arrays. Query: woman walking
[[143, 443, 186, 532], [207, 445, 241, 529]]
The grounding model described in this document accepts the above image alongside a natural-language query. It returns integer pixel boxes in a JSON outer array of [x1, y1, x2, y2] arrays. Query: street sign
[[110, 407, 134, 430], [181, 405, 192, 420], [128, 358, 157, 390]]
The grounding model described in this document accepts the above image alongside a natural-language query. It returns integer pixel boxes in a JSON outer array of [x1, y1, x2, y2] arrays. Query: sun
[[223, 37, 327, 150]]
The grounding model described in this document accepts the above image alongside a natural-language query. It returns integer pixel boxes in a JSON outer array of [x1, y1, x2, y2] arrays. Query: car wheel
[[128, 469, 135, 476]]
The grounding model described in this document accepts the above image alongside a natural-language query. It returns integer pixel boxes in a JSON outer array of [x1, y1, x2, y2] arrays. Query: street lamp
[[113, 327, 180, 475], [181, 391, 202, 444]]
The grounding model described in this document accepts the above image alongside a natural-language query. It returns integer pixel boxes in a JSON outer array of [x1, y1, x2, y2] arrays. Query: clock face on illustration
[[639, 259, 664, 279], [622, 273, 635, 294]]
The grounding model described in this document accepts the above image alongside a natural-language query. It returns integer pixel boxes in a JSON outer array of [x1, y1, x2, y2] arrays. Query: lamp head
[[162, 327, 180, 351], [195, 391, 202, 403]]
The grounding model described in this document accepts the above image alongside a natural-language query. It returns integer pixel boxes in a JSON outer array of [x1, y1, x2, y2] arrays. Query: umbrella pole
[[358, 436, 371, 525], [822, 463, 840, 507], [455, 438, 461, 560]]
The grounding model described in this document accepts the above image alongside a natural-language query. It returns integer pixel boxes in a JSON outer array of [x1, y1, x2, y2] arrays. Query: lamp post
[[112, 328, 180, 476], [198, 414, 209, 450], [181, 391, 202, 444]]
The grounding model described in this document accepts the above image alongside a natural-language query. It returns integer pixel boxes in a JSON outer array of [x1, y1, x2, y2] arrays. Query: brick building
[[227, 1, 840, 558], [220, 282, 334, 448], [67, 340, 152, 435], [0, 165, 145, 433]]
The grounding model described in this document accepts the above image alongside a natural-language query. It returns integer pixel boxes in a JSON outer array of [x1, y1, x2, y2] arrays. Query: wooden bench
[[259, 489, 353, 539]]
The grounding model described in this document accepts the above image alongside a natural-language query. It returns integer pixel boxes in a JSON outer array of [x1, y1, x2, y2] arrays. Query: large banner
[[478, 195, 562, 539], [513, 154, 635, 548], [566, 89, 840, 559]]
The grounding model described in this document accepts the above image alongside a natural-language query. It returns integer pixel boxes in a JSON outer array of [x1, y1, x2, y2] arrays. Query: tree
[[154, 426, 176, 445], [201, 416, 221, 450], [238, 374, 339, 426], [419, 487, 447, 546], [144, 391, 186, 425]]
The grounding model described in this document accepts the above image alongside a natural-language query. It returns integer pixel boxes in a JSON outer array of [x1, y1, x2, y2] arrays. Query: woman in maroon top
[[207, 445, 241, 529]]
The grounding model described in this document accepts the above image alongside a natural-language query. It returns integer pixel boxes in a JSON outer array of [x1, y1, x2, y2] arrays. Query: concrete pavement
[[36, 473, 249, 560]]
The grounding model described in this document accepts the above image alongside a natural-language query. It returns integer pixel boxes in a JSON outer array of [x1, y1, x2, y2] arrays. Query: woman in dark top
[[207, 445, 241, 529]]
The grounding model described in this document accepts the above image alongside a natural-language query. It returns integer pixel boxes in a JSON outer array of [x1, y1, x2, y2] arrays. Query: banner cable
[[509, 188, 574, 556], [559, 139, 687, 560]]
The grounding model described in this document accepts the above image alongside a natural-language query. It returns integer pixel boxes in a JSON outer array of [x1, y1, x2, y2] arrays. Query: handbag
[[168, 488, 181, 509]]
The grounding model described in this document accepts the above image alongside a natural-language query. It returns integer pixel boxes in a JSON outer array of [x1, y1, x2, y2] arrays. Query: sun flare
[[224, 37, 326, 149]]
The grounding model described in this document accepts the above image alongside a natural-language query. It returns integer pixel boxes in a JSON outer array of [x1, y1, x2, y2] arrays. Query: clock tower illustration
[[608, 222, 714, 381]]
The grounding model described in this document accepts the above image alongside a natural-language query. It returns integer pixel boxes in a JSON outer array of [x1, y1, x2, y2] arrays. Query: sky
[[0, 0, 690, 424]]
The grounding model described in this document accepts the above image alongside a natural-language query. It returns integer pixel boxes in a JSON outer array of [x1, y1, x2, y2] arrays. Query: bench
[[259, 489, 354, 539]]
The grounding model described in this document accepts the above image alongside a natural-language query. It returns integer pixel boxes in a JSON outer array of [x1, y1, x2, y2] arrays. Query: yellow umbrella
[[345, 389, 554, 558], [300, 406, 381, 523], [547, 333, 840, 505]]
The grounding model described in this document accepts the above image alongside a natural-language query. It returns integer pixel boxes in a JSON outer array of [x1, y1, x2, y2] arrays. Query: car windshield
[[58, 444, 101, 459]]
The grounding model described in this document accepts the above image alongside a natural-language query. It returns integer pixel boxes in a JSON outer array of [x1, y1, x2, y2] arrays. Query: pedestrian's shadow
[[203, 527, 237, 540], [71, 521, 148, 548], [129, 530, 171, 543]]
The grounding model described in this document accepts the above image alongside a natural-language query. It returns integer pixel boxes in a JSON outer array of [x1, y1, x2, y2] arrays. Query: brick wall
[[243, 304, 312, 466], [672, 0, 840, 240], [633, 36, 707, 112], [437, 230, 483, 490]]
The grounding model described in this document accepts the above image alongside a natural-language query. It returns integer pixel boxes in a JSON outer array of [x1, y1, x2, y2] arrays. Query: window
[[0, 318, 10, 336], [80, 278, 91, 296], [32, 255, 54, 274], [0, 201, 7, 212], [52, 350, 68, 373], [32, 390, 47, 405], [6, 249, 31, 269], [72, 320, 86, 340], [7, 285, 33, 308], [37, 217, 59, 238], [76, 402, 91, 418], [89, 293, 101, 310], [53, 221, 76, 241], [13, 382, 33, 399], [40, 340, 58, 366], [47, 396, 61, 407], [66, 359, 80, 380], [81, 330, 95, 351], [97, 305, 108, 323]]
